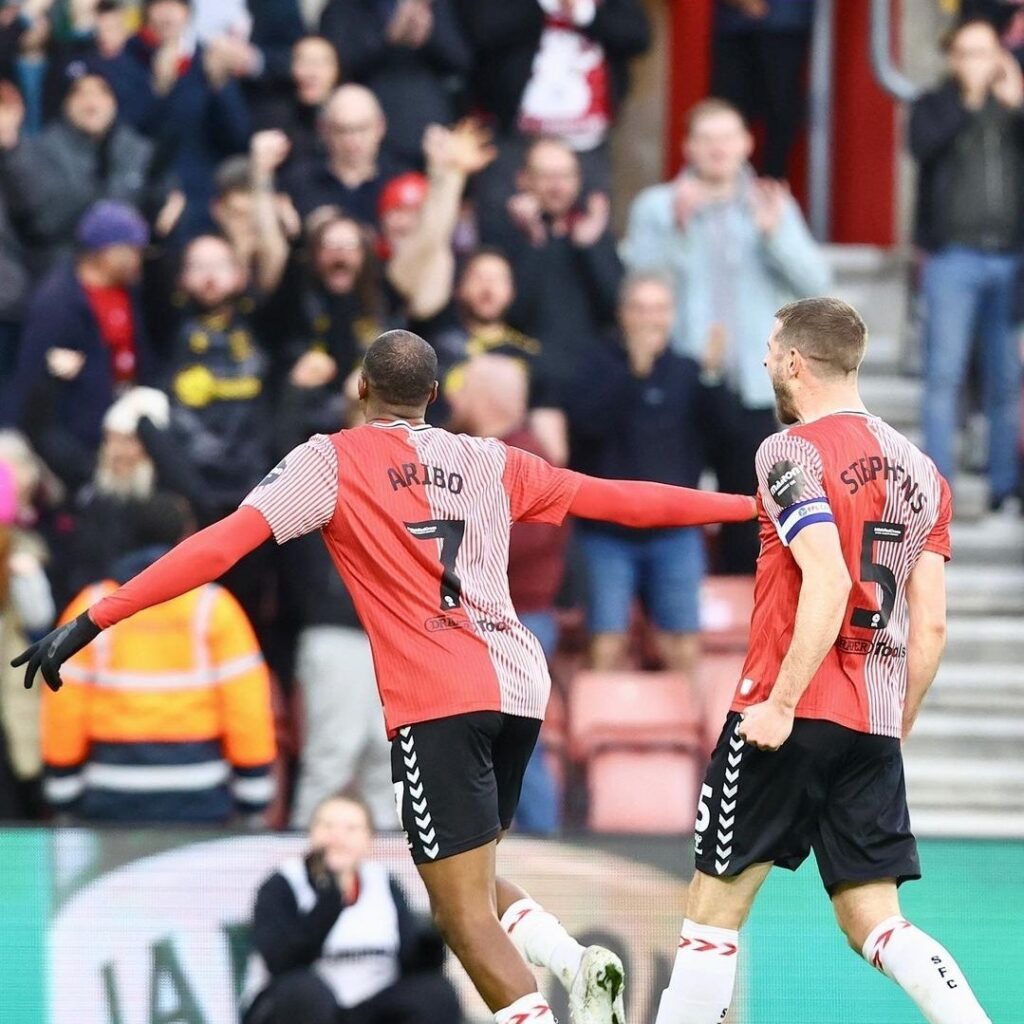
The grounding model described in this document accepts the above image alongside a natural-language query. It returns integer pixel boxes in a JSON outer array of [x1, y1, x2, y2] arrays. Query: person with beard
[[164, 234, 271, 516], [412, 248, 567, 465], [253, 35, 342, 170]]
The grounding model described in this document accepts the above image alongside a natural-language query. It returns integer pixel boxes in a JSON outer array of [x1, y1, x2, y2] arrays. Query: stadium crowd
[[0, 0, 1017, 845]]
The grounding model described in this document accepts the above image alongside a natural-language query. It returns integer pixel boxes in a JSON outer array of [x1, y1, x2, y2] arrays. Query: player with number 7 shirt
[[14, 329, 758, 1024], [653, 298, 991, 1024]]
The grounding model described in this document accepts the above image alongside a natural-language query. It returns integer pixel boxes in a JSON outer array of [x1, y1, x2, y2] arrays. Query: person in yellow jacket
[[42, 493, 277, 823]]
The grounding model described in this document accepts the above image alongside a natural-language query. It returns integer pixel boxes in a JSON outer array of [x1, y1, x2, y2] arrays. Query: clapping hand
[[750, 177, 789, 236], [570, 191, 611, 247]]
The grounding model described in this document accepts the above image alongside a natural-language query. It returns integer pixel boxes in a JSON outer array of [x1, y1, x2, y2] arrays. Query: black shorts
[[391, 711, 541, 865], [694, 712, 920, 894]]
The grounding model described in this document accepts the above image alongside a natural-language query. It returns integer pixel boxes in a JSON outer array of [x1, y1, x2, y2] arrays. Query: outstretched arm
[[568, 474, 755, 527], [12, 507, 272, 691]]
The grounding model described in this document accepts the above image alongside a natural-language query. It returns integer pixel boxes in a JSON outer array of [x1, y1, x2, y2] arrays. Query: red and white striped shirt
[[242, 422, 581, 735], [731, 411, 953, 738]]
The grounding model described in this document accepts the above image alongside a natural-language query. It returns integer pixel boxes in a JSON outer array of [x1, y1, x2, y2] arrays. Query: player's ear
[[357, 373, 368, 401], [427, 381, 439, 406]]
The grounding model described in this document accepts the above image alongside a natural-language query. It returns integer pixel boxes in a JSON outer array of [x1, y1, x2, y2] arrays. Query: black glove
[[11, 612, 101, 692]]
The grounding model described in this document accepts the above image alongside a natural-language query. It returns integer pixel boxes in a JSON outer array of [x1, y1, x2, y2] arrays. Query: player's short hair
[[362, 330, 438, 408], [774, 297, 867, 379], [686, 97, 746, 136], [523, 134, 578, 169]]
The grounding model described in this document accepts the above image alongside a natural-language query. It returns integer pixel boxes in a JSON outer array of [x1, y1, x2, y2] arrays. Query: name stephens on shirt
[[840, 454, 927, 514]]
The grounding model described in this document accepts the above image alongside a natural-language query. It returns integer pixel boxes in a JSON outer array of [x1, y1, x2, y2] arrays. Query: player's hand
[[750, 178, 789, 236], [993, 50, 1024, 109], [737, 698, 794, 751], [11, 611, 101, 692]]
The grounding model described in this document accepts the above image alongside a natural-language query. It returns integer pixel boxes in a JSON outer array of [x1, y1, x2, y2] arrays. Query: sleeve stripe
[[780, 509, 835, 546]]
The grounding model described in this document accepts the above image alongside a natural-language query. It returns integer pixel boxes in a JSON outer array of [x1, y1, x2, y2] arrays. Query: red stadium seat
[[586, 749, 702, 833], [697, 652, 747, 750], [700, 576, 755, 653], [568, 671, 703, 761]]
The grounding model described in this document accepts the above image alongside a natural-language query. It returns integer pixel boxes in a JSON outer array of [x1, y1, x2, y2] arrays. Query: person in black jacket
[[319, 0, 471, 169], [242, 793, 462, 1024], [479, 136, 622, 403], [459, 0, 649, 204], [565, 271, 727, 677], [910, 17, 1024, 513]]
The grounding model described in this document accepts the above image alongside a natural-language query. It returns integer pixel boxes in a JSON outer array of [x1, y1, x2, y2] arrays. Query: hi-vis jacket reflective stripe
[[42, 580, 276, 817]]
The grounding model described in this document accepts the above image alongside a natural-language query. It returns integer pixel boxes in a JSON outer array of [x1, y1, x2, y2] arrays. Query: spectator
[[711, 0, 815, 179], [56, 386, 170, 605], [196, 0, 306, 90], [564, 272, 726, 677], [415, 247, 568, 463], [448, 354, 566, 834], [253, 35, 341, 167], [3, 201, 153, 479], [479, 135, 623, 403], [208, 134, 294, 296], [162, 234, 272, 512], [0, 70, 176, 275], [117, 0, 251, 237], [45, 1, 149, 126], [0, 196, 30, 388], [910, 17, 1024, 512], [458, 0, 650, 199], [242, 793, 462, 1024], [282, 553, 395, 830], [384, 118, 495, 322], [41, 492, 277, 824], [0, 0, 56, 136], [280, 83, 403, 224], [273, 211, 390, 404], [0, 446, 54, 820], [624, 98, 829, 572], [318, 0, 470, 168]]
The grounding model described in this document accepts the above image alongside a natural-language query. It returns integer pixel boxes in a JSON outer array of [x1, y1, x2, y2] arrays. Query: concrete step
[[949, 518, 1024, 566], [946, 564, 1024, 615], [945, 615, 1024, 663], [927, 662, 1024, 712], [903, 707, 1024, 759], [858, 375, 921, 429]]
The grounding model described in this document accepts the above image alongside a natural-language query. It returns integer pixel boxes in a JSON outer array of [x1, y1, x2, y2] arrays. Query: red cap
[[378, 172, 429, 218]]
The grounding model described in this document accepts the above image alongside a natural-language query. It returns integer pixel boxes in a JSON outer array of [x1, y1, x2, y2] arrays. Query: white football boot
[[568, 945, 626, 1024]]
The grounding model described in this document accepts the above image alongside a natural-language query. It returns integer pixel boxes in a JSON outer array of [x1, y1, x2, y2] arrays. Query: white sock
[[500, 898, 586, 992], [862, 915, 991, 1024], [654, 918, 738, 1024], [494, 991, 557, 1023]]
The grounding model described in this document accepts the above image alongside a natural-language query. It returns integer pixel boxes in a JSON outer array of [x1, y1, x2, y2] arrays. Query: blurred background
[[0, 0, 1022, 1021]]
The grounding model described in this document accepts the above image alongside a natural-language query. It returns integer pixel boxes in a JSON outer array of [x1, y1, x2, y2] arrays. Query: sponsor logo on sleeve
[[256, 458, 287, 487], [767, 460, 806, 508]]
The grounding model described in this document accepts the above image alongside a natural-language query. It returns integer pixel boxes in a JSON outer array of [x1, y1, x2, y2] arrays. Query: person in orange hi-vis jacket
[[41, 493, 276, 824]]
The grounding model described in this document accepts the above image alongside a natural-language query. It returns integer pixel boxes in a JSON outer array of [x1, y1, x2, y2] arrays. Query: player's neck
[[364, 403, 428, 426], [795, 384, 867, 424]]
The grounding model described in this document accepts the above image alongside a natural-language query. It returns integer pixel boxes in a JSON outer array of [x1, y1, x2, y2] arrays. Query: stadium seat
[[586, 748, 702, 833], [568, 671, 703, 761], [697, 652, 747, 751], [700, 576, 755, 653]]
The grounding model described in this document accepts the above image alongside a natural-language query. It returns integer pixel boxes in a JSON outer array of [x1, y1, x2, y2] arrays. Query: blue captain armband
[[775, 497, 834, 547]]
